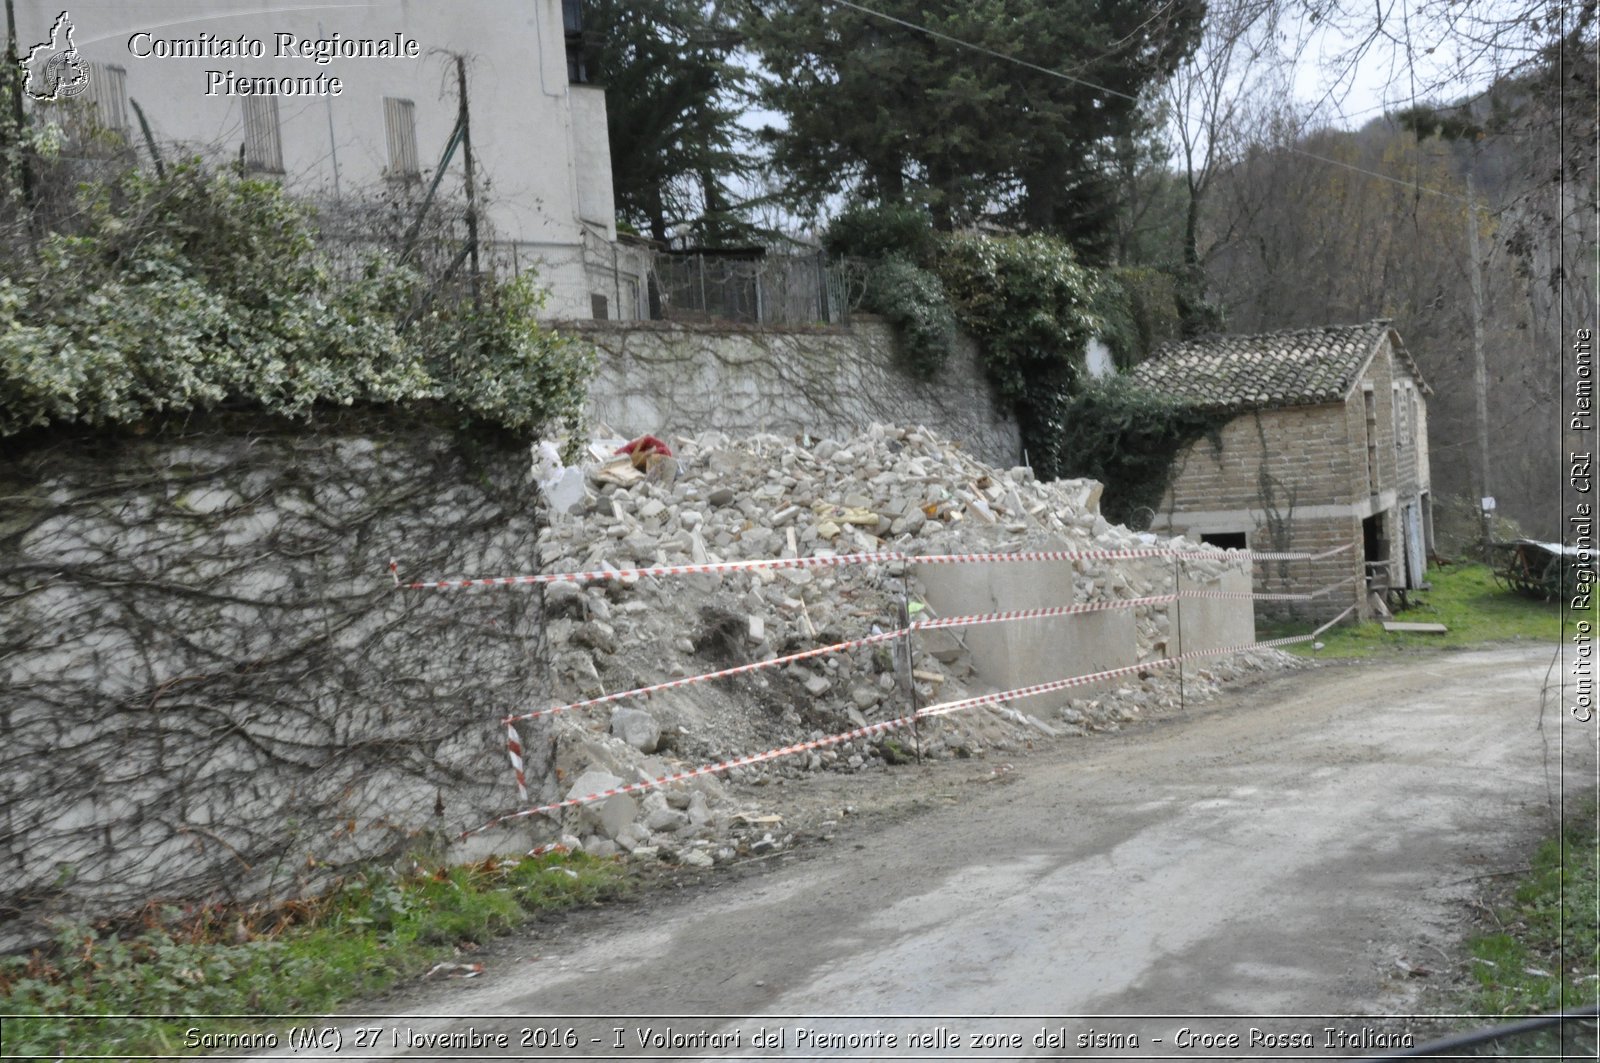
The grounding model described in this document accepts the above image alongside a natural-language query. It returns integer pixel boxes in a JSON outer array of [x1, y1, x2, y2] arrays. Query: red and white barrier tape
[[506, 723, 528, 803], [501, 627, 906, 725], [467, 606, 1359, 837], [1181, 575, 1362, 601], [397, 541, 1357, 592], [501, 596, 1185, 725], [499, 586, 1361, 726], [400, 550, 899, 591], [464, 714, 919, 837], [914, 612, 1351, 721]]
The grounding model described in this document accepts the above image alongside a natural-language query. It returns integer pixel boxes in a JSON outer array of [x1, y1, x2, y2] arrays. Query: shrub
[[863, 257, 957, 378], [823, 200, 939, 264], [1052, 375, 1228, 526], [935, 232, 1100, 403], [0, 160, 593, 441]]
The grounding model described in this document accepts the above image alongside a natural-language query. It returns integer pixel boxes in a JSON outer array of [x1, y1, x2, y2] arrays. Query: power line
[[822, 0, 1476, 205], [824, 0, 1134, 103]]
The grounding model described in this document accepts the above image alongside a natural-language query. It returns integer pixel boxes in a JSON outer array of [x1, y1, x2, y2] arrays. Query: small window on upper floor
[[564, 0, 589, 83], [241, 96, 283, 173], [383, 97, 419, 180]]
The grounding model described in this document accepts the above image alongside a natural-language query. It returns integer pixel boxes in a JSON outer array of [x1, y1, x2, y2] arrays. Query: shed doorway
[[1363, 511, 1392, 601]]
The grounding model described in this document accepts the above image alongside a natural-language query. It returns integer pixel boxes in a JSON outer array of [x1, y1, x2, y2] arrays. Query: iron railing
[[649, 251, 849, 326]]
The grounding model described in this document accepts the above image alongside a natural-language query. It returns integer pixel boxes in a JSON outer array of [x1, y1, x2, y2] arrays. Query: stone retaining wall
[[565, 317, 1022, 470], [0, 415, 552, 948]]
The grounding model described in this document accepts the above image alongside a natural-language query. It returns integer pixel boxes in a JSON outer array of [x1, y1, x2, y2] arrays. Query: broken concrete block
[[573, 620, 618, 655], [610, 707, 661, 753], [644, 807, 689, 833], [567, 771, 636, 840]]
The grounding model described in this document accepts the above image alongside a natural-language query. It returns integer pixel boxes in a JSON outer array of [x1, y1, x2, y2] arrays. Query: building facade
[[1130, 320, 1433, 619], [15, 0, 640, 319]]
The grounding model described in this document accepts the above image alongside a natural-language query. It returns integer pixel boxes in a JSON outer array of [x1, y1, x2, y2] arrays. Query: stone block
[[610, 707, 661, 753]]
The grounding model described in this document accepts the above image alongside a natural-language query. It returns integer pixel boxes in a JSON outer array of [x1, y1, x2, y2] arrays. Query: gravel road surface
[[265, 644, 1594, 1060]]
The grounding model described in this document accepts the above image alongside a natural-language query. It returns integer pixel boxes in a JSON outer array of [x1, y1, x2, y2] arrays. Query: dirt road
[[270, 644, 1594, 1059]]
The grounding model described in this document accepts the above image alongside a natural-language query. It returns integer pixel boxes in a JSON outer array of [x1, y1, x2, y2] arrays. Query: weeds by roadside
[[0, 851, 627, 1060], [1462, 793, 1599, 1017]]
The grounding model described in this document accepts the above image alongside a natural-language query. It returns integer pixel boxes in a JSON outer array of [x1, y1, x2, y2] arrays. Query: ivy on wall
[[0, 161, 595, 445], [823, 202, 1196, 485], [1053, 376, 1229, 527]]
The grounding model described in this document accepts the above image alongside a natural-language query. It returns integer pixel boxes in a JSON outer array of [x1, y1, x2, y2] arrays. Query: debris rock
[[610, 707, 662, 753]]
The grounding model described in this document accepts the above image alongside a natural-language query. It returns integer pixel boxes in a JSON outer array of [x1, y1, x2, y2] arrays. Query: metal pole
[[1172, 554, 1185, 712], [318, 21, 341, 201], [5, 0, 34, 206], [1466, 175, 1491, 561], [899, 567, 921, 765], [456, 55, 480, 309]]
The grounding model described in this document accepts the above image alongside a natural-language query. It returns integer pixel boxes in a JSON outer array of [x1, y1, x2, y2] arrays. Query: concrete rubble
[[526, 424, 1302, 863]]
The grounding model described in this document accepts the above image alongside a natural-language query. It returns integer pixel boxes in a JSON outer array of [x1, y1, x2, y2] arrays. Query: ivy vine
[[0, 160, 595, 445], [1052, 376, 1230, 527], [823, 203, 1200, 489]]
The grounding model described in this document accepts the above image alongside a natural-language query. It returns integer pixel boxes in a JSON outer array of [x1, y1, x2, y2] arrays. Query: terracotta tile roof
[[1130, 320, 1427, 412]]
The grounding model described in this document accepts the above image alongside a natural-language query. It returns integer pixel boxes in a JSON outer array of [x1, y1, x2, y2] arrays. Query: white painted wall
[[16, 0, 621, 319], [1085, 336, 1116, 379]]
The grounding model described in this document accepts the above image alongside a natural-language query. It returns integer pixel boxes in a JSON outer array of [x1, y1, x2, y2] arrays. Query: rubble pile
[[527, 424, 1299, 861]]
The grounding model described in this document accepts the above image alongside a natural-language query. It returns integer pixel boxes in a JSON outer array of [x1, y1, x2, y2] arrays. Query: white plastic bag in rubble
[[530, 440, 565, 490]]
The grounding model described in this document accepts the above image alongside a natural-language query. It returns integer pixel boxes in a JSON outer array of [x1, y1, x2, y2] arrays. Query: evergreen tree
[[744, 0, 1203, 261], [585, 0, 753, 245]]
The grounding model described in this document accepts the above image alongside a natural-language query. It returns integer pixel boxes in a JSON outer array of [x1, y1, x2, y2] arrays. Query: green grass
[[1461, 793, 1599, 1017], [1262, 563, 1592, 658], [0, 851, 627, 1060]]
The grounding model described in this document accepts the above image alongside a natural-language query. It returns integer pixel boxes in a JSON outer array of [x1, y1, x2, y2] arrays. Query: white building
[[15, 0, 640, 318]]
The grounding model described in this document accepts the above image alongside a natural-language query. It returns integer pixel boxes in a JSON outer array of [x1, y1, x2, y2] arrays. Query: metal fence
[[650, 251, 849, 326]]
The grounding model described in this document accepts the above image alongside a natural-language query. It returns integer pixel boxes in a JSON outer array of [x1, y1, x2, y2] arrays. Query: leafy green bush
[[0, 161, 594, 441], [864, 257, 957, 378], [823, 200, 938, 264], [935, 232, 1100, 402], [823, 211, 1198, 489]]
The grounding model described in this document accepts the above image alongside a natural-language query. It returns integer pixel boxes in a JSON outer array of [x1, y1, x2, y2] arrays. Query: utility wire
[[823, 0, 1479, 205]]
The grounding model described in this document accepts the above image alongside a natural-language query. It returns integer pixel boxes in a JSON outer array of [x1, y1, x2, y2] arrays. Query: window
[[84, 62, 128, 137], [1200, 531, 1248, 550], [1363, 386, 1378, 494], [1394, 382, 1413, 447], [590, 293, 609, 320], [564, 0, 589, 83], [241, 97, 283, 173], [383, 97, 418, 179]]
